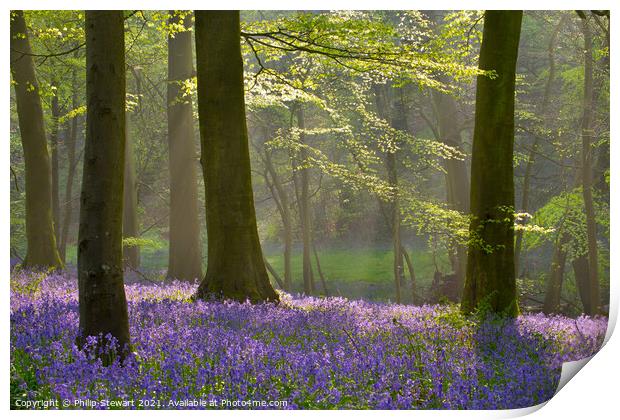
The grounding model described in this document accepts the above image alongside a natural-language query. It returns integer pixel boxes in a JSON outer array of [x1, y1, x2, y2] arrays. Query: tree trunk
[[78, 10, 130, 353], [431, 86, 469, 295], [194, 11, 278, 302], [294, 104, 315, 295], [428, 12, 469, 296], [263, 146, 293, 290], [312, 244, 328, 296], [264, 258, 285, 289], [401, 246, 417, 304], [10, 10, 62, 269], [391, 90, 407, 305], [543, 232, 569, 314], [50, 82, 61, 246], [513, 138, 536, 276], [122, 68, 141, 270], [166, 11, 203, 282], [578, 11, 600, 315], [373, 84, 404, 304], [386, 150, 402, 304], [573, 255, 591, 314], [59, 67, 80, 262], [461, 11, 522, 316], [123, 122, 140, 269]]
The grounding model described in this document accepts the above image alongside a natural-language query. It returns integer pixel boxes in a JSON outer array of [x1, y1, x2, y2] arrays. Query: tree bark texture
[[296, 105, 315, 295], [543, 232, 569, 314], [77, 10, 130, 352], [123, 122, 140, 269], [461, 11, 523, 316], [50, 82, 61, 246], [59, 67, 80, 262], [578, 11, 601, 315], [194, 11, 278, 302], [166, 11, 203, 281], [10, 10, 63, 269]]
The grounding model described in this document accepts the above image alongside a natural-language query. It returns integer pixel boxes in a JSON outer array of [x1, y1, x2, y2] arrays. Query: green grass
[[264, 246, 451, 302], [63, 241, 451, 303]]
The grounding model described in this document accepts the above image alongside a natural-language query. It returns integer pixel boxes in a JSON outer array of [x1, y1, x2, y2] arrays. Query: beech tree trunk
[[401, 246, 417, 304], [262, 144, 293, 290], [373, 84, 404, 304], [573, 255, 591, 314], [194, 11, 278, 302], [59, 67, 80, 262], [431, 87, 469, 294], [578, 11, 601, 315], [296, 105, 315, 295], [313, 244, 329, 296], [78, 10, 130, 352], [428, 12, 468, 295], [461, 11, 523, 316], [50, 82, 61, 245], [10, 10, 62, 269], [543, 232, 569, 314], [390, 90, 407, 305], [123, 122, 140, 269], [386, 150, 402, 304], [166, 11, 203, 282], [122, 68, 142, 270]]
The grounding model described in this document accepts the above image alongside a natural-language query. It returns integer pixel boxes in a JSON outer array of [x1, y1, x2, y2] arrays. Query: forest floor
[[10, 271, 607, 410]]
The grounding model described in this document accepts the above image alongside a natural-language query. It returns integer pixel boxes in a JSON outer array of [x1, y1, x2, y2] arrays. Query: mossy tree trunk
[[461, 11, 523, 316], [194, 11, 278, 302], [78, 10, 130, 352], [577, 11, 601, 315], [166, 11, 203, 282], [10, 10, 62, 269]]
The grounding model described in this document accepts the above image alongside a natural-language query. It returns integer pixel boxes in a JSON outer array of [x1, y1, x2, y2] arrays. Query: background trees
[[9, 10, 610, 317]]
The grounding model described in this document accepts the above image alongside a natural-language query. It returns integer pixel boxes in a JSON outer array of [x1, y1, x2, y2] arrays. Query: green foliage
[[122, 237, 161, 250], [524, 188, 609, 262], [10, 269, 53, 298], [242, 11, 481, 89], [435, 304, 475, 329]]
